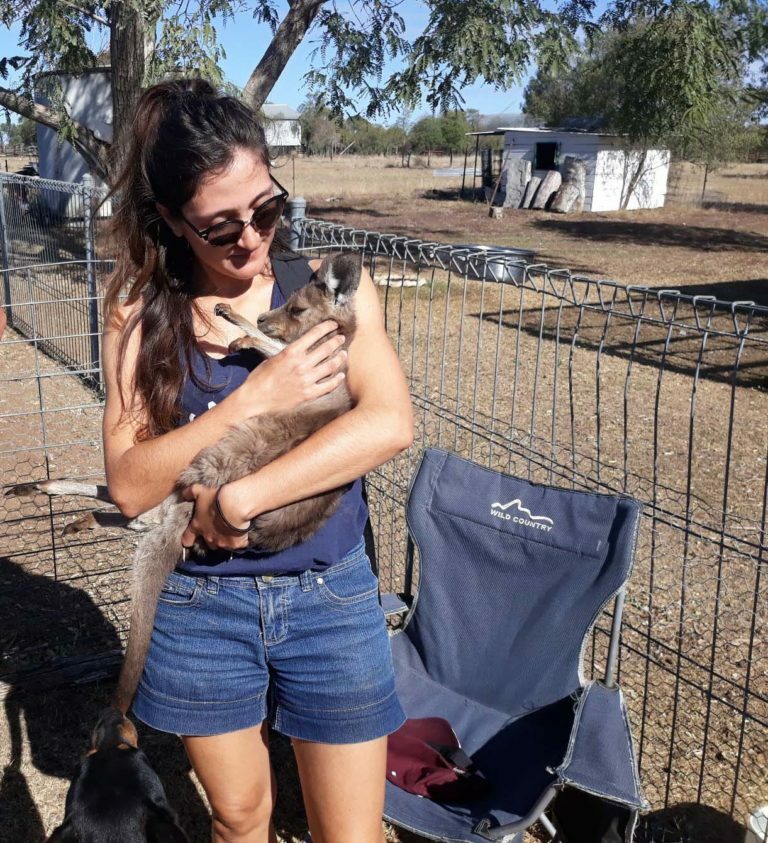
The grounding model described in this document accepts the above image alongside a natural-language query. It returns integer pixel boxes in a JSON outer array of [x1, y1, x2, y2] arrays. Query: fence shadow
[[471, 304, 768, 391], [702, 200, 768, 215], [638, 802, 746, 843], [675, 278, 768, 308], [533, 218, 768, 252]]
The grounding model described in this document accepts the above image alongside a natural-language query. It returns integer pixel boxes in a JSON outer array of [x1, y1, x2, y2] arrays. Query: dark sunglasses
[[180, 176, 289, 247]]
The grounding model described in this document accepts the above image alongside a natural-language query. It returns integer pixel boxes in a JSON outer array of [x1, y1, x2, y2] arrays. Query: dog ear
[[315, 252, 362, 304], [146, 807, 190, 842], [46, 818, 79, 842]]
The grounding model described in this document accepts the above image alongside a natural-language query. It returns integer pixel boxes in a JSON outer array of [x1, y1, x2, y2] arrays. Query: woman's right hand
[[239, 321, 347, 416]]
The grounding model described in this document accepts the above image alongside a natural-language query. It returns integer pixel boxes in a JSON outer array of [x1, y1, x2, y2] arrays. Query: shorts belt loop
[[299, 569, 314, 592], [206, 576, 219, 595]]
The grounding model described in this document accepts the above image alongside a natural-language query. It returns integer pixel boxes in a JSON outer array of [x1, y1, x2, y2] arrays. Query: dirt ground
[[303, 195, 768, 305], [1, 158, 767, 842]]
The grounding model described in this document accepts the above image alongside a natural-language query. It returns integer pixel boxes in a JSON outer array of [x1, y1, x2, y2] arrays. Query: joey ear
[[315, 252, 362, 303]]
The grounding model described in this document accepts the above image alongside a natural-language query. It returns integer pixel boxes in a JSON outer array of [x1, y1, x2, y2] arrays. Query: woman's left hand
[[180, 484, 251, 551]]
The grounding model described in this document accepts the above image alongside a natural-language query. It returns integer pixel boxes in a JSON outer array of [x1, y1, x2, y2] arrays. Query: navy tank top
[[175, 254, 369, 576]]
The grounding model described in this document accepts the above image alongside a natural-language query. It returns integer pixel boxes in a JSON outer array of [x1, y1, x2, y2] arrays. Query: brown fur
[[113, 253, 362, 713]]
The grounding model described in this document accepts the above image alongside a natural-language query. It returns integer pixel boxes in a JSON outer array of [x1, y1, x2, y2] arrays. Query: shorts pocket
[[158, 571, 201, 606], [316, 557, 379, 611]]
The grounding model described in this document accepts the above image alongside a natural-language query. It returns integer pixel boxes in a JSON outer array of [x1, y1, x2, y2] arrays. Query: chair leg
[[539, 812, 562, 842]]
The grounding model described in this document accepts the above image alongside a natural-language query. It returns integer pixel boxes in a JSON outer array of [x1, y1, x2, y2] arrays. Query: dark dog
[[47, 707, 188, 842]]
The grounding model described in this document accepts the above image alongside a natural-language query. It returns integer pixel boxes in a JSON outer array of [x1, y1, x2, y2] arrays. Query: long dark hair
[[104, 78, 275, 440]]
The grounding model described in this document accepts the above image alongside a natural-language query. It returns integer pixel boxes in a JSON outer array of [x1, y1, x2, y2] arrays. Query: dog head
[[47, 708, 188, 843], [257, 252, 361, 345]]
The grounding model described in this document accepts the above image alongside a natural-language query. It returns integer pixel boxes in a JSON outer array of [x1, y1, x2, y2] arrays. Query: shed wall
[[501, 130, 671, 211], [34, 72, 112, 215], [592, 145, 670, 211], [503, 131, 600, 210]]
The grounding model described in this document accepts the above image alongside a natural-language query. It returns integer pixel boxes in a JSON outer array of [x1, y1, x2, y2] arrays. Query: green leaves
[[1, 0, 763, 166], [523, 2, 762, 167]]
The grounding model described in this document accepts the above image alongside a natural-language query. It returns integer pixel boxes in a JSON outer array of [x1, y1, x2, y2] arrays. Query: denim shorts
[[132, 541, 406, 742]]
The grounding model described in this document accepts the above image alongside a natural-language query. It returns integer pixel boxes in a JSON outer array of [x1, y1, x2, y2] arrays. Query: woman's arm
[[181, 268, 414, 544], [103, 304, 346, 519]]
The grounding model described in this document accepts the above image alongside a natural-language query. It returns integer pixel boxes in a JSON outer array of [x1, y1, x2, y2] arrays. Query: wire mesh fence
[[0, 173, 108, 388], [293, 220, 767, 827], [0, 208, 766, 834]]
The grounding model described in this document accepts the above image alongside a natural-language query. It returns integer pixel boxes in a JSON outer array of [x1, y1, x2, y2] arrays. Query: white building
[[34, 68, 113, 216], [261, 104, 301, 151], [497, 127, 670, 212]]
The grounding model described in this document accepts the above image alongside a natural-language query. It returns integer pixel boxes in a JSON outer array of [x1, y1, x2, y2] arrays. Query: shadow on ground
[[675, 278, 768, 307], [637, 802, 745, 843], [0, 555, 211, 841], [702, 200, 768, 215], [533, 218, 768, 252]]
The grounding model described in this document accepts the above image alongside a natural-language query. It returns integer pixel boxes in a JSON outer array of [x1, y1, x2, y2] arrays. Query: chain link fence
[[0, 180, 766, 837], [0, 173, 109, 389]]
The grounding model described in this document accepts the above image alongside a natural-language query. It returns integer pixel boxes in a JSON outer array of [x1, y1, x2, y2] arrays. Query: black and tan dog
[[47, 707, 188, 842]]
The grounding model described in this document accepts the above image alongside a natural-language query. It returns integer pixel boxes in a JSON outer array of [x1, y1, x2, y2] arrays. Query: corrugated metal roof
[[262, 103, 300, 120]]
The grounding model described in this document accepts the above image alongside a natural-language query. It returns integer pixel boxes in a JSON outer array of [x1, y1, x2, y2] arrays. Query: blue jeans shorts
[[132, 541, 406, 742]]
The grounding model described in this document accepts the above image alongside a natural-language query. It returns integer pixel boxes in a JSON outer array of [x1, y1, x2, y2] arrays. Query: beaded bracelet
[[213, 487, 252, 535]]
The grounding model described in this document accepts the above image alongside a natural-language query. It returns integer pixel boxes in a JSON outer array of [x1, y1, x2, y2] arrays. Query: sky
[[0, 1, 608, 123]]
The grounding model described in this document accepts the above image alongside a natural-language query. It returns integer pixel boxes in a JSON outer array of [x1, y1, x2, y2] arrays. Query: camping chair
[[383, 448, 648, 842]]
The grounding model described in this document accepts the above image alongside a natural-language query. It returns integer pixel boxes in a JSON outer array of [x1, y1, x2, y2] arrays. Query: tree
[[408, 116, 444, 165], [523, 2, 764, 206], [0, 0, 594, 182], [440, 111, 472, 164], [298, 98, 341, 157], [4, 1, 764, 185]]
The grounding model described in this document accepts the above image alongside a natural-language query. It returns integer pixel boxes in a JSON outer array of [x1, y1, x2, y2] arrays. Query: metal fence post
[[0, 176, 13, 328], [82, 174, 101, 390], [286, 196, 306, 251]]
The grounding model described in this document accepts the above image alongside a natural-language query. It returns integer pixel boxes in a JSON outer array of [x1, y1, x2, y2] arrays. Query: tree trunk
[[244, 0, 327, 110], [700, 163, 709, 206], [0, 87, 110, 179], [620, 148, 649, 211], [109, 2, 147, 179]]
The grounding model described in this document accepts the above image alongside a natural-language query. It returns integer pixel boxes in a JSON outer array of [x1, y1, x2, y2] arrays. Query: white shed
[[261, 104, 301, 151], [34, 68, 113, 215], [498, 127, 670, 212]]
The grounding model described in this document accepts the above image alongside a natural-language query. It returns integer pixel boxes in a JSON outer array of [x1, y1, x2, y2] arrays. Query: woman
[[102, 78, 412, 843]]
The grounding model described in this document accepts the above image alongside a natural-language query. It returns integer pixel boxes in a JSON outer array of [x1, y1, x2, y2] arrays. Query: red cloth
[[386, 717, 491, 803]]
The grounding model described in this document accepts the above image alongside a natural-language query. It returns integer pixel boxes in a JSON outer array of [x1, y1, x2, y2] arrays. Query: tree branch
[[0, 87, 110, 180], [60, 1, 111, 28], [243, 0, 327, 110]]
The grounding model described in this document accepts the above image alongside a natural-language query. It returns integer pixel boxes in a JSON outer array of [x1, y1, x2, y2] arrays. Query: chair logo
[[490, 499, 554, 532]]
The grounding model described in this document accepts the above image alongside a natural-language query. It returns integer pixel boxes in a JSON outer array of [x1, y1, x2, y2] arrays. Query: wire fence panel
[[294, 219, 768, 827], [0, 208, 766, 833], [0, 173, 108, 389], [0, 307, 132, 691]]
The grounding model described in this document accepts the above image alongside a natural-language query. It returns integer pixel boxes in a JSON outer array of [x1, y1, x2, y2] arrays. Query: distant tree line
[[298, 103, 508, 163], [1, 116, 37, 148], [522, 10, 767, 180]]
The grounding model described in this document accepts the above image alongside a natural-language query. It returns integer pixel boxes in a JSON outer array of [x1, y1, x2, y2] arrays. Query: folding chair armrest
[[555, 681, 648, 811], [473, 786, 559, 840]]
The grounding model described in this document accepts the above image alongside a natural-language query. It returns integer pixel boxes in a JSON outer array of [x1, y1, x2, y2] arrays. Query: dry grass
[[273, 153, 466, 200], [708, 162, 768, 206], [2, 155, 37, 175]]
